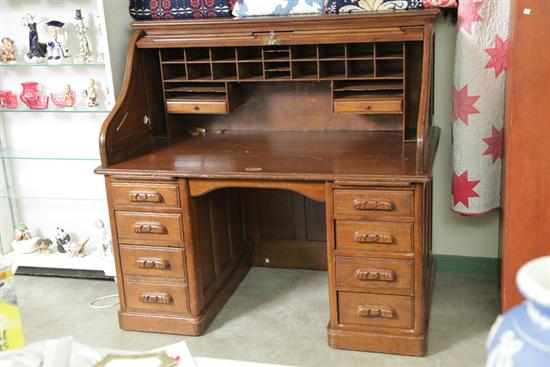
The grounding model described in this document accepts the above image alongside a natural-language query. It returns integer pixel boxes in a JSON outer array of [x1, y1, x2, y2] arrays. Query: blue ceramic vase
[[486, 256, 550, 367]]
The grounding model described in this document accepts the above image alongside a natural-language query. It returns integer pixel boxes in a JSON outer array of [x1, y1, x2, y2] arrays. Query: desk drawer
[[336, 220, 413, 253], [334, 99, 402, 114], [166, 99, 228, 114], [334, 189, 413, 218], [336, 257, 413, 292], [120, 245, 186, 279], [110, 181, 180, 209], [338, 292, 413, 330], [115, 212, 184, 245], [124, 280, 189, 314]]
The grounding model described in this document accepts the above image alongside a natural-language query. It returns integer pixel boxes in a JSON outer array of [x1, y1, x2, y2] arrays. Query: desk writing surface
[[102, 131, 434, 182]]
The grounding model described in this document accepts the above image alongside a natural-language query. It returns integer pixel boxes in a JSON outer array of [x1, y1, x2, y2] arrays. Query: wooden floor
[[103, 131, 429, 181]]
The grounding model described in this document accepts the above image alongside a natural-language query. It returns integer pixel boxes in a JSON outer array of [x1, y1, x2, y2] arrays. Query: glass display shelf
[[0, 147, 100, 161], [0, 107, 111, 113], [0, 186, 105, 202], [0, 61, 106, 68]]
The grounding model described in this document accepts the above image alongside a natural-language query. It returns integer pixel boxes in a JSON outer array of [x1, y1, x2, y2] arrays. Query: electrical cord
[[88, 294, 119, 309]]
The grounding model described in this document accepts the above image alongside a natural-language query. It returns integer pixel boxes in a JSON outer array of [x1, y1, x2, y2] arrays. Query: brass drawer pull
[[357, 305, 395, 319], [354, 269, 395, 282], [353, 232, 394, 244], [129, 191, 163, 203], [138, 292, 173, 304], [133, 222, 166, 234], [136, 257, 170, 270], [353, 199, 394, 211], [193, 105, 200, 111]]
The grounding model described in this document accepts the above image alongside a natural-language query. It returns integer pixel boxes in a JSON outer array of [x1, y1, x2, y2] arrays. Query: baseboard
[[434, 255, 498, 277]]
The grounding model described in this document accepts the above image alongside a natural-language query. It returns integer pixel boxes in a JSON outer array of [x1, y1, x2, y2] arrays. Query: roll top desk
[[96, 10, 439, 356]]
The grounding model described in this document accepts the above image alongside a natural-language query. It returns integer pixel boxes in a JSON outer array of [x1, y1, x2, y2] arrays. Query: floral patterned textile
[[424, 0, 458, 8], [451, 0, 510, 215], [129, 0, 235, 20], [232, 0, 324, 17], [325, 0, 423, 13]]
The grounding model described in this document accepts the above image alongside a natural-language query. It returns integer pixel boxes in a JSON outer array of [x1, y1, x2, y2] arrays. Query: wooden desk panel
[[100, 131, 427, 182]]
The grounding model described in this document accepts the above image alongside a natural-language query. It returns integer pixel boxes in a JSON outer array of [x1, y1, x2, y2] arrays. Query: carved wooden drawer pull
[[353, 199, 394, 211], [136, 257, 170, 270], [129, 191, 162, 203], [139, 292, 173, 304], [354, 268, 395, 282], [133, 222, 166, 234], [357, 305, 395, 319], [353, 232, 394, 244]]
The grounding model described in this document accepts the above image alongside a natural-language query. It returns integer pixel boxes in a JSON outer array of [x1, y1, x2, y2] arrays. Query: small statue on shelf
[[11, 223, 41, 254], [82, 79, 99, 107], [1, 38, 16, 63], [68, 238, 89, 257], [55, 227, 71, 253], [46, 20, 69, 62], [21, 13, 47, 63], [64, 84, 75, 107], [37, 238, 54, 254], [74, 9, 92, 64], [90, 219, 113, 261]]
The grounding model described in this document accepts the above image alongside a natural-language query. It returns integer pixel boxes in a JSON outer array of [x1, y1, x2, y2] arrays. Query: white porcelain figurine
[[74, 9, 92, 63], [11, 223, 41, 254], [46, 20, 69, 62], [82, 79, 99, 107]]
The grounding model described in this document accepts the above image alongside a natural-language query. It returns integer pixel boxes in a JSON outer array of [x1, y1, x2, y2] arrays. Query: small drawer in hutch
[[120, 245, 187, 279], [124, 280, 190, 314], [110, 181, 180, 209], [334, 189, 414, 218], [338, 292, 413, 330], [115, 212, 184, 245], [335, 220, 413, 253], [335, 257, 413, 292], [333, 98, 403, 114], [166, 99, 228, 114]]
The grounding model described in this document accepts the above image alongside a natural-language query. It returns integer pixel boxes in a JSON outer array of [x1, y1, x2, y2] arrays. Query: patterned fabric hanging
[[325, 0, 423, 13], [451, 0, 510, 215], [129, 0, 236, 20]]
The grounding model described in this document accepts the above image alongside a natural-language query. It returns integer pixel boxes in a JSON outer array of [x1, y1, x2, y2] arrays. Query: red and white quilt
[[451, 0, 510, 215]]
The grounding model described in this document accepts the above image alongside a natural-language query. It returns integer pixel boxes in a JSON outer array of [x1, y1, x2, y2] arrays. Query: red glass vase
[[20, 82, 49, 110]]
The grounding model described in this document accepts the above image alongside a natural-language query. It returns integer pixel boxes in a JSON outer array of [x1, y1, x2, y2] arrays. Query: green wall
[[431, 18, 500, 259]]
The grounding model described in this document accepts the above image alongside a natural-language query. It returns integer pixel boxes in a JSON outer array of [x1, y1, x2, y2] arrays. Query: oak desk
[[96, 10, 439, 356]]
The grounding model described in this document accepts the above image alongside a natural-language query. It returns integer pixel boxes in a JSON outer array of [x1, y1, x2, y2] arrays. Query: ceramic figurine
[[486, 256, 550, 366], [11, 224, 40, 254], [0, 90, 18, 109], [21, 13, 47, 63], [55, 227, 71, 253], [74, 10, 92, 63], [0, 38, 16, 63], [68, 238, 88, 257], [37, 238, 54, 254], [82, 79, 99, 107], [46, 20, 69, 62], [20, 82, 49, 110], [90, 219, 113, 260], [51, 85, 75, 108]]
